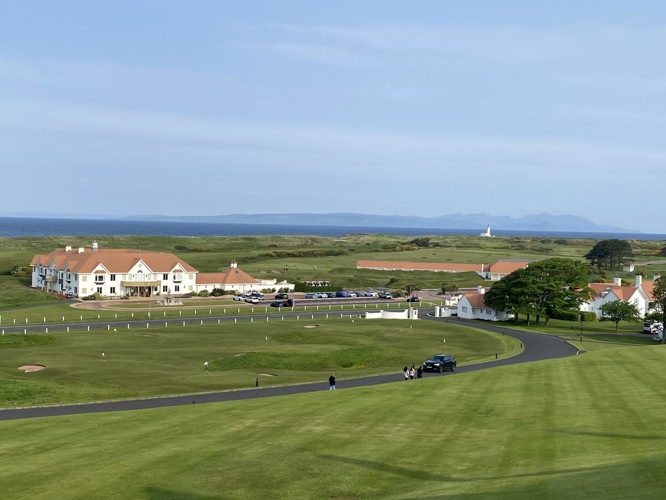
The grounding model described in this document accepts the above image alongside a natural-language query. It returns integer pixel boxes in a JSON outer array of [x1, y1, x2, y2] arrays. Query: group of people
[[329, 363, 424, 391], [403, 364, 423, 380]]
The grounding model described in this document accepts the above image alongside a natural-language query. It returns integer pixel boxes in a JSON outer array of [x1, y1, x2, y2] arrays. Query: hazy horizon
[[1, 2, 664, 232]]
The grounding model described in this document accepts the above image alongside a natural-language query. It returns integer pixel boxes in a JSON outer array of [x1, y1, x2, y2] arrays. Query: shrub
[[198, 290, 209, 297], [550, 310, 596, 322]]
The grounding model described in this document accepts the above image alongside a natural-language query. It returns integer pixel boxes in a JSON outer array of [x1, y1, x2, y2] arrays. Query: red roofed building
[[457, 286, 515, 321], [357, 259, 531, 281], [31, 244, 293, 298], [196, 260, 294, 295], [581, 274, 656, 318]]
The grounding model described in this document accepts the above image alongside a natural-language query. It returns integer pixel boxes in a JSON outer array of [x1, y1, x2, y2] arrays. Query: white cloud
[[2, 99, 664, 173]]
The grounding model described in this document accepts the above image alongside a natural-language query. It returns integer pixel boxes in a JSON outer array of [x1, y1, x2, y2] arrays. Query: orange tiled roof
[[463, 291, 487, 308], [197, 267, 258, 285], [31, 248, 197, 274], [487, 261, 531, 274], [641, 281, 657, 301], [588, 282, 640, 301]]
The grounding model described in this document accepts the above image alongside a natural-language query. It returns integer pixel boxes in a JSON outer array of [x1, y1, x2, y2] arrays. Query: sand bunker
[[258, 373, 276, 377], [18, 364, 45, 373], [303, 325, 320, 329]]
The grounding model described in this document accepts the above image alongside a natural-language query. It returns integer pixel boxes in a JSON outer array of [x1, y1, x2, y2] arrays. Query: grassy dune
[[1, 345, 665, 499]]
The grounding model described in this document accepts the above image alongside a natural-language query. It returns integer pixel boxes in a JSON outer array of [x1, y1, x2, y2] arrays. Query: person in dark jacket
[[329, 374, 336, 390], [417, 365, 423, 379]]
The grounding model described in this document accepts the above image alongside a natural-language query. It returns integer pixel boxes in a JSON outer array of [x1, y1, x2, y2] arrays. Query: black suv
[[275, 293, 289, 300], [423, 354, 457, 373]]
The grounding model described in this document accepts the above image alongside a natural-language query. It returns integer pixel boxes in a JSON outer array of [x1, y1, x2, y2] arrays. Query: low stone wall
[[364, 309, 418, 320]]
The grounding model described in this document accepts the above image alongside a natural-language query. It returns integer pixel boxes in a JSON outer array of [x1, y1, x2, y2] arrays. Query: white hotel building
[[31, 242, 293, 298]]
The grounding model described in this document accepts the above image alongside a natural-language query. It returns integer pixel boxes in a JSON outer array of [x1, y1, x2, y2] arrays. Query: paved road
[[0, 313, 578, 421]]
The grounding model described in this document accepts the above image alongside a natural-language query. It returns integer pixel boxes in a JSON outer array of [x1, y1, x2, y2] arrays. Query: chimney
[[65, 245, 72, 252], [636, 274, 643, 288], [92, 241, 98, 252], [655, 274, 661, 281], [477, 286, 486, 294], [613, 278, 622, 286], [231, 260, 237, 269], [78, 246, 85, 254]]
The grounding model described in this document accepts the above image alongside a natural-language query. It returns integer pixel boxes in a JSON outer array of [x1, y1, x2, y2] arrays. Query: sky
[[1, 1, 665, 232]]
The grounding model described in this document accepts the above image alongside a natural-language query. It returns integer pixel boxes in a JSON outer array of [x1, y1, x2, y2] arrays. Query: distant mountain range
[[2, 211, 637, 233]]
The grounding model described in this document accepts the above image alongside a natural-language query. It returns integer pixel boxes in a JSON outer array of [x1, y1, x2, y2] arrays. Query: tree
[[407, 237, 431, 248], [484, 258, 592, 326], [651, 278, 666, 343], [441, 281, 459, 295], [599, 300, 641, 331], [584, 239, 632, 270]]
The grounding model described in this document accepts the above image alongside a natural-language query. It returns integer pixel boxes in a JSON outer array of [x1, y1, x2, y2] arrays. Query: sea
[[0, 217, 664, 240]]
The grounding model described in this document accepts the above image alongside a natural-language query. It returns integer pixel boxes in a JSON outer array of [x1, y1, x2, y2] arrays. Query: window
[[163, 274, 168, 280], [82, 288, 87, 294], [94, 274, 104, 282], [174, 285, 180, 292], [82, 276, 87, 282], [462, 306, 468, 313], [110, 287, 116, 294], [110, 274, 116, 281], [96, 287, 103, 294], [162, 286, 168, 293]]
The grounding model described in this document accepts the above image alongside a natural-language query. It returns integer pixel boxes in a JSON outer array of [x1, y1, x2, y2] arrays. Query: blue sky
[[1, 1, 665, 232]]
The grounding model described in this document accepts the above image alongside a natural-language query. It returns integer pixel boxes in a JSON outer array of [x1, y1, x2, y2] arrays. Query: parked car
[[275, 293, 289, 300], [245, 296, 259, 304], [316, 292, 329, 298], [326, 292, 337, 298], [406, 296, 420, 302], [283, 299, 295, 307], [348, 291, 359, 297], [364, 290, 379, 297], [232, 294, 244, 301], [378, 292, 393, 299], [644, 321, 663, 334], [64, 291, 75, 299], [335, 291, 350, 298], [304, 293, 316, 299], [270, 301, 283, 307], [422, 354, 457, 373]]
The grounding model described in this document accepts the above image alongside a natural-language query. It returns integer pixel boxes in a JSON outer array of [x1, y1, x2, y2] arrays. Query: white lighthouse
[[479, 225, 494, 237]]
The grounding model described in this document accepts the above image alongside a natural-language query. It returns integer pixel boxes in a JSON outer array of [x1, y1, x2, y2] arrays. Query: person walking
[[328, 373, 336, 390], [417, 365, 423, 379], [409, 365, 416, 380], [403, 366, 409, 381]]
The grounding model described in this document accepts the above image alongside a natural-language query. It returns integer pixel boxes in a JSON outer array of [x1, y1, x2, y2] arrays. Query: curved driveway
[[0, 312, 578, 421]]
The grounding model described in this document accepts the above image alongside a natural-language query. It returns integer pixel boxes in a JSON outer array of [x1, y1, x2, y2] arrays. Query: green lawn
[[1, 345, 665, 499], [2, 234, 666, 498], [0, 318, 519, 407]]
